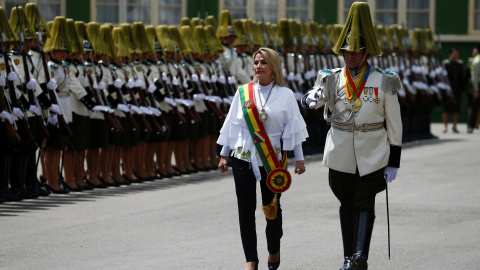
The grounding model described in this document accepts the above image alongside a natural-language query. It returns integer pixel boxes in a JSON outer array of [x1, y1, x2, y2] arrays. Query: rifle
[[122, 63, 152, 133], [34, 30, 73, 137], [1, 25, 34, 140], [159, 70, 186, 125], [16, 5, 49, 139], [85, 57, 121, 133], [142, 73, 165, 135], [0, 84, 20, 141], [170, 61, 203, 124], [109, 64, 139, 132], [144, 73, 170, 133]]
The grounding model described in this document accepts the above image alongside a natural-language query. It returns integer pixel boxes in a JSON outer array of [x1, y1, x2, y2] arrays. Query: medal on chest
[[344, 65, 370, 113], [256, 83, 275, 123]]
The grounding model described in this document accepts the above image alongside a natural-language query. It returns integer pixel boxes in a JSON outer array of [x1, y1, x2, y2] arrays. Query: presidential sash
[[239, 83, 291, 195]]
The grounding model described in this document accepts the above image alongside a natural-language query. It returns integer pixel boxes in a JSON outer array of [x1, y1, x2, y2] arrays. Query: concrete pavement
[[1, 123, 479, 269]]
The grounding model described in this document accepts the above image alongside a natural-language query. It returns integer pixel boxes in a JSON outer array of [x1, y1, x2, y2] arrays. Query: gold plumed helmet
[[86, 22, 108, 55], [376, 25, 388, 51], [74, 21, 92, 52], [289, 19, 302, 49], [333, 2, 382, 56], [205, 15, 216, 30], [191, 17, 203, 28], [180, 17, 191, 28], [232, 19, 246, 47], [277, 18, 293, 47], [392, 25, 403, 51], [265, 22, 274, 47], [251, 21, 263, 47], [120, 23, 135, 55], [100, 24, 115, 58], [271, 23, 279, 47], [217, 10, 235, 38], [180, 25, 200, 55], [132, 22, 153, 54], [424, 28, 438, 53], [112, 27, 129, 58], [46, 21, 53, 33], [145, 25, 161, 54], [205, 24, 225, 55], [66, 19, 84, 54], [10, 6, 36, 40], [193, 25, 207, 55], [44, 16, 69, 52], [169, 25, 188, 55], [411, 28, 426, 54], [242, 19, 254, 49], [155, 25, 175, 55], [0, 7, 17, 43], [25, 3, 50, 37]]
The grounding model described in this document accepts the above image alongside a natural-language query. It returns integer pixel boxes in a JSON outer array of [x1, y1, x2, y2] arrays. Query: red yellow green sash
[[344, 64, 371, 100]]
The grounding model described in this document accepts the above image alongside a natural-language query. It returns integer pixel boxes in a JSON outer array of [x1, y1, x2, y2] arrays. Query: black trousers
[[329, 167, 386, 212], [232, 157, 283, 263], [468, 96, 480, 129]]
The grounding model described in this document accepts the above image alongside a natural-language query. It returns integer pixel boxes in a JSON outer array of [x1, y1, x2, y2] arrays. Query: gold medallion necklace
[[256, 82, 275, 122]]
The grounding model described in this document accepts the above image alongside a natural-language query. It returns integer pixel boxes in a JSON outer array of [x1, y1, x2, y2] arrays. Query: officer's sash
[[239, 82, 291, 193]]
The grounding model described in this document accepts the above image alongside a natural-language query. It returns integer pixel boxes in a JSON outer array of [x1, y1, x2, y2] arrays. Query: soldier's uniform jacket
[[220, 45, 250, 85], [154, 61, 173, 113], [67, 59, 90, 117], [29, 49, 47, 85], [303, 66, 402, 176], [49, 59, 72, 123]]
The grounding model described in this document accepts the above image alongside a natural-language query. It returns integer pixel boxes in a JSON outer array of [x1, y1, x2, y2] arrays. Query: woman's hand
[[294, 160, 306, 175], [218, 156, 229, 172]]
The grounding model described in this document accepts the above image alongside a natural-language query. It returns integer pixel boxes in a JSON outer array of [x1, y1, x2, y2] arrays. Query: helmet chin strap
[[352, 51, 368, 70]]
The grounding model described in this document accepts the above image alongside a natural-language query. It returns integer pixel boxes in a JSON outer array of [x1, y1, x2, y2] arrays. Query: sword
[[386, 183, 391, 260]]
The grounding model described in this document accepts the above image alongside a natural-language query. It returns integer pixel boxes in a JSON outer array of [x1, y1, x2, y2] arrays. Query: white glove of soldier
[[149, 107, 162, 116], [92, 81, 99, 90], [134, 79, 142, 88], [163, 97, 177, 107], [0, 110, 14, 124], [26, 79, 37, 90], [47, 113, 58, 125], [147, 84, 156, 93], [28, 104, 42, 116], [0, 75, 6, 87], [126, 80, 134, 89], [7, 72, 16, 82], [98, 81, 106, 90], [116, 103, 129, 113], [47, 79, 57, 90], [306, 89, 324, 109], [193, 93, 206, 101], [384, 166, 398, 183], [129, 105, 143, 114], [191, 74, 199, 82], [113, 79, 123, 89], [92, 105, 109, 112], [49, 104, 63, 115], [140, 106, 153, 115]]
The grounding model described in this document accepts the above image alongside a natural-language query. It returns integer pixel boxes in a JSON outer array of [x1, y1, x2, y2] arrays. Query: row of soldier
[[0, 6, 448, 201]]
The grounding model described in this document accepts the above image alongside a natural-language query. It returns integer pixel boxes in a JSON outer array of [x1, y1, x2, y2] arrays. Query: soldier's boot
[[25, 151, 50, 196], [352, 211, 375, 270], [10, 154, 37, 199], [339, 209, 356, 270]]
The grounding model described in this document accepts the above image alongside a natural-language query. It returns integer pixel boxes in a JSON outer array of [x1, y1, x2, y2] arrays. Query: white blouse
[[217, 81, 308, 180]]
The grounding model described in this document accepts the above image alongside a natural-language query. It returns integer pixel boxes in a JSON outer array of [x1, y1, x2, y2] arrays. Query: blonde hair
[[252, 47, 285, 87]]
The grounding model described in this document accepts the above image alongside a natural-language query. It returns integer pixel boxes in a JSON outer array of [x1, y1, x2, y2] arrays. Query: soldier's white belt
[[331, 121, 384, 133]]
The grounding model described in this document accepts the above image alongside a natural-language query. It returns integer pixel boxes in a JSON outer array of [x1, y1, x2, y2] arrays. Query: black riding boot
[[352, 211, 375, 270], [339, 209, 356, 270]]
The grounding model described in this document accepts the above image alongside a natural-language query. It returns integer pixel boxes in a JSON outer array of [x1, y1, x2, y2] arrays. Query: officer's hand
[[384, 166, 398, 183], [218, 156, 229, 173], [294, 160, 306, 175]]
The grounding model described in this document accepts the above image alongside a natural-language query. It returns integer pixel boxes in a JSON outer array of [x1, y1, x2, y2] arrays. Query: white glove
[[295, 73, 303, 81], [384, 166, 398, 183], [93, 81, 99, 89], [130, 105, 143, 114], [191, 74, 199, 82], [98, 81, 106, 90], [163, 97, 177, 107], [140, 106, 153, 115], [126, 80, 134, 89], [116, 103, 129, 113], [47, 79, 57, 90], [26, 79, 37, 90], [148, 84, 156, 93], [193, 93, 206, 101], [223, 97, 232, 105], [108, 108, 114, 113], [161, 73, 168, 81], [28, 104, 42, 116], [150, 107, 162, 116], [47, 113, 58, 125], [49, 104, 63, 115], [92, 105, 109, 112], [218, 75, 226, 84], [171, 77, 179, 86], [200, 74, 207, 81], [183, 80, 189, 89], [7, 72, 16, 82], [134, 79, 142, 88], [0, 110, 14, 124], [0, 76, 5, 87], [210, 75, 217, 83], [113, 79, 123, 89]]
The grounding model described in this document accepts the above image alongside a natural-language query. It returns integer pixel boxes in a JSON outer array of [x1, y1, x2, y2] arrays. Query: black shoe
[[84, 177, 107, 189], [44, 183, 69, 194], [4, 189, 23, 201], [113, 176, 130, 186], [98, 175, 119, 187], [268, 253, 280, 270], [170, 166, 182, 177], [61, 180, 83, 192], [133, 171, 146, 182], [15, 187, 39, 199], [28, 183, 50, 196], [352, 253, 368, 270], [340, 256, 353, 270]]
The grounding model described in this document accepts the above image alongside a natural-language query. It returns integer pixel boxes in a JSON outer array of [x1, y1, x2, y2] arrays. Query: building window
[[2, 0, 64, 22], [127, 0, 150, 23], [254, 0, 277, 22], [406, 0, 429, 29], [473, 0, 480, 31], [96, 0, 120, 23], [375, 0, 397, 25], [158, 0, 182, 25], [224, 0, 247, 20], [286, 0, 309, 20]]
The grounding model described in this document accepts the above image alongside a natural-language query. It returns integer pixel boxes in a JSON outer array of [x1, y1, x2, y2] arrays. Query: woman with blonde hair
[[218, 47, 308, 270]]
